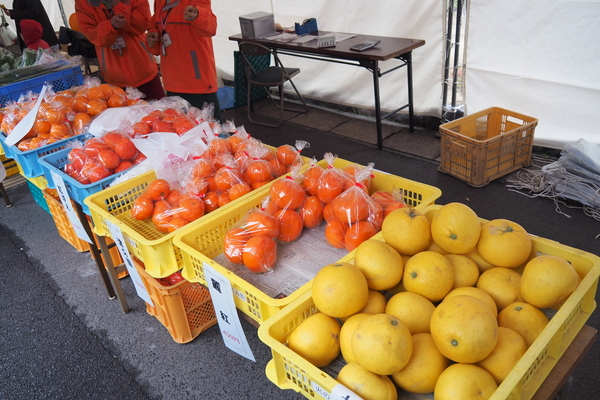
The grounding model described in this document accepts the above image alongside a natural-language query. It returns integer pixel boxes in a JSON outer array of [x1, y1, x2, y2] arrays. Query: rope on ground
[[506, 156, 600, 223]]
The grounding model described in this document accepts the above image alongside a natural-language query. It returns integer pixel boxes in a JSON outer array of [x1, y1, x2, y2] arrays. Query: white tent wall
[[465, 0, 600, 149], [213, 0, 445, 117], [39, 0, 444, 119]]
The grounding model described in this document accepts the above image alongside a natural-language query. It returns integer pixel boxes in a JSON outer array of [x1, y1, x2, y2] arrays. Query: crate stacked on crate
[[1, 153, 18, 177], [133, 259, 217, 344], [43, 188, 89, 252], [438, 107, 538, 187], [173, 157, 442, 326], [257, 204, 600, 400], [24, 174, 50, 214]]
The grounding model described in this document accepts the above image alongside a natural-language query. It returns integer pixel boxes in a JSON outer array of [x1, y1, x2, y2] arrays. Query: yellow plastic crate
[[173, 158, 442, 325], [1, 154, 18, 177], [257, 205, 600, 400], [84, 149, 310, 279]]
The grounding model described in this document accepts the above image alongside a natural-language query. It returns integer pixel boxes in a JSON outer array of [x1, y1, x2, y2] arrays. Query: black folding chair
[[238, 41, 308, 127]]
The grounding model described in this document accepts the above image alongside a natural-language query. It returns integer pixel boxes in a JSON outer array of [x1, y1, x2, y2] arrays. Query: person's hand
[[111, 14, 126, 29], [183, 5, 198, 22], [146, 31, 159, 47], [1, 4, 10, 16]]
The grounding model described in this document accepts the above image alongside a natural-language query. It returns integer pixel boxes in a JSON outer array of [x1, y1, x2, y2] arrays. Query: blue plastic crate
[[0, 65, 84, 107], [38, 147, 134, 215], [0, 132, 89, 179], [26, 179, 50, 214]]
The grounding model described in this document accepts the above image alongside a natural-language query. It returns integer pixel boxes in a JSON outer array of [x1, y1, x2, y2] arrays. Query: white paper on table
[[106, 220, 153, 306], [50, 170, 92, 243], [332, 33, 356, 42], [204, 264, 255, 362], [292, 35, 317, 44]]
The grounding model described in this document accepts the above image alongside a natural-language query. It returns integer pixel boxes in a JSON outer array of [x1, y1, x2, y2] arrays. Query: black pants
[[166, 91, 222, 123]]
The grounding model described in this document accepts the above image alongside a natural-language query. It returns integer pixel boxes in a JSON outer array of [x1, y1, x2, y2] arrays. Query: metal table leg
[[74, 203, 129, 312], [74, 203, 116, 299], [95, 234, 129, 313]]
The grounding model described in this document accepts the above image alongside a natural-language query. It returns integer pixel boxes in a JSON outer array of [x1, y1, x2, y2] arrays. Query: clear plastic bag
[[324, 163, 380, 251], [315, 152, 353, 204], [223, 202, 279, 273]]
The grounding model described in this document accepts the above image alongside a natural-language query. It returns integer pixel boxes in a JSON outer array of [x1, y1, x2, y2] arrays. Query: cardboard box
[[239, 11, 276, 39]]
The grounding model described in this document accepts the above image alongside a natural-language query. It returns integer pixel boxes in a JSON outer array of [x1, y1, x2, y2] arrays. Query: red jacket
[[20, 19, 50, 50], [75, 0, 159, 88], [148, 0, 218, 94]]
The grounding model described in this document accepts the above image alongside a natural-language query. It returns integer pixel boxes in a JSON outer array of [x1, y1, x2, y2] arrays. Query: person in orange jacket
[[146, 0, 221, 121], [75, 0, 165, 101]]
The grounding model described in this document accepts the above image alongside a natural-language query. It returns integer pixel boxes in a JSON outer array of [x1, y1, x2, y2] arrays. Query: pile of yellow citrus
[[286, 202, 581, 400]]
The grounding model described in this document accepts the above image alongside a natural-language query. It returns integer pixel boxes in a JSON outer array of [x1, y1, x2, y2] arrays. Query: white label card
[[331, 384, 364, 400], [203, 263, 255, 362], [50, 170, 92, 243], [106, 219, 153, 306]]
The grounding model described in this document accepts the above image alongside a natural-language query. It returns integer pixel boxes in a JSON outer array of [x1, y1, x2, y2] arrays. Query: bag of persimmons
[[130, 176, 206, 234], [64, 132, 145, 184], [322, 161, 381, 251], [223, 200, 280, 274]]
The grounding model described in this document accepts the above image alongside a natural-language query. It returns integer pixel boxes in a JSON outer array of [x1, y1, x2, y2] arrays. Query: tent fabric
[[35, 0, 445, 118], [27, 0, 600, 148], [466, 0, 600, 148]]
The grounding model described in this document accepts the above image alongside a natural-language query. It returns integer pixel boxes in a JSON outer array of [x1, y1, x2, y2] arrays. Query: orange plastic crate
[[134, 260, 217, 344], [439, 107, 538, 187], [43, 188, 89, 252]]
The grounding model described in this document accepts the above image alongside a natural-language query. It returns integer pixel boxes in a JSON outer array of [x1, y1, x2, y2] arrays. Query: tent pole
[[442, 0, 455, 121], [56, 0, 68, 27], [451, 0, 465, 112]]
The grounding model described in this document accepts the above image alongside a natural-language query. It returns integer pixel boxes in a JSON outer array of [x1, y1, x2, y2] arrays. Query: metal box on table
[[239, 11, 276, 39]]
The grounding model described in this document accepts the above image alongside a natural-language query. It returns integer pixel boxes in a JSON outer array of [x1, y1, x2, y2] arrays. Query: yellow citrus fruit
[[426, 240, 449, 255], [353, 239, 404, 290], [385, 291, 435, 335], [340, 313, 371, 364], [351, 313, 413, 375], [312, 262, 369, 318], [403, 251, 454, 302], [476, 267, 524, 311], [444, 286, 498, 316], [476, 326, 527, 385], [497, 301, 549, 348], [430, 295, 498, 363], [430, 202, 481, 254], [477, 218, 532, 268], [337, 362, 397, 400], [445, 253, 480, 288], [520, 255, 579, 309], [358, 289, 387, 314], [465, 247, 496, 273], [391, 333, 450, 394], [381, 207, 431, 255], [341, 290, 387, 323], [287, 312, 341, 367], [434, 363, 497, 400]]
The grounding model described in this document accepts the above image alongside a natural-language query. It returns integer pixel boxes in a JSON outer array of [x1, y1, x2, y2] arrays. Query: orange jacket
[[148, 0, 218, 94], [75, 0, 159, 88]]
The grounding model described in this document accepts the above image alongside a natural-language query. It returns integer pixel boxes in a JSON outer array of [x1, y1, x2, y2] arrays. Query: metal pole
[[451, 0, 464, 109], [442, 0, 455, 112], [56, 0, 68, 27]]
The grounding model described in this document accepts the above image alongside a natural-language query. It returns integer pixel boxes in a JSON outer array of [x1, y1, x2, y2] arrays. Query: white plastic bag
[[0, 10, 17, 47]]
